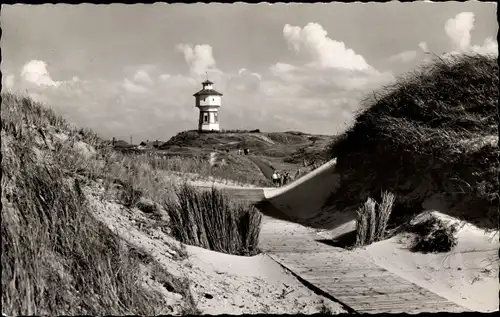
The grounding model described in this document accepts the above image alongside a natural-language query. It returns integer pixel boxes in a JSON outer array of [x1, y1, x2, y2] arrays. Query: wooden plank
[[351, 301, 467, 311], [319, 279, 418, 293]]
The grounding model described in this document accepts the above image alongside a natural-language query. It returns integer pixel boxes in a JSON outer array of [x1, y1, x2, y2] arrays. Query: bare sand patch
[[186, 245, 345, 314], [356, 211, 499, 312]]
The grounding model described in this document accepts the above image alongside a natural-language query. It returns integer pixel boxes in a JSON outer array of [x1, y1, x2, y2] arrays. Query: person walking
[[295, 169, 300, 180], [272, 170, 279, 187], [277, 171, 283, 187], [283, 171, 290, 185]]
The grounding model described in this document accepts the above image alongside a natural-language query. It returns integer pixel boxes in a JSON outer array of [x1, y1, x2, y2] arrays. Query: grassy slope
[[1, 93, 198, 315], [161, 130, 334, 182], [326, 54, 499, 230], [1, 92, 333, 315]]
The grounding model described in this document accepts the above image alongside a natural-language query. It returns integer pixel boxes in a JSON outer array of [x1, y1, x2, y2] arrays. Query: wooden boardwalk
[[259, 217, 469, 314], [192, 184, 470, 314]]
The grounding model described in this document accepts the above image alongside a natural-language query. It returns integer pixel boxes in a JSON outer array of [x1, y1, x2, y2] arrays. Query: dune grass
[[354, 192, 396, 247], [164, 183, 262, 256], [327, 53, 499, 230], [405, 214, 459, 253], [127, 152, 271, 187], [1, 93, 198, 315], [1, 91, 268, 314]]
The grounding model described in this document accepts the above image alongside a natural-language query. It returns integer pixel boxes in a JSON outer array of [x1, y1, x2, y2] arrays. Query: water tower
[[193, 79, 223, 132]]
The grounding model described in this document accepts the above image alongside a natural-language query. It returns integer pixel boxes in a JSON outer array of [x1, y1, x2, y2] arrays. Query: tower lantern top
[[201, 80, 214, 90], [193, 79, 223, 97]]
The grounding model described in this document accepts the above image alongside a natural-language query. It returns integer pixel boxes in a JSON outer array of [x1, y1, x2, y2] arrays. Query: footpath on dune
[[247, 155, 274, 179], [191, 156, 498, 313]]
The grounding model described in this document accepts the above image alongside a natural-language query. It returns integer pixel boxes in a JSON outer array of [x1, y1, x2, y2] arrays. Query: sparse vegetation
[[404, 214, 459, 253], [327, 53, 499, 230], [354, 192, 396, 247], [318, 301, 337, 315], [1, 93, 196, 315], [220, 128, 261, 133], [164, 183, 262, 256], [1, 89, 270, 315], [162, 129, 334, 182]]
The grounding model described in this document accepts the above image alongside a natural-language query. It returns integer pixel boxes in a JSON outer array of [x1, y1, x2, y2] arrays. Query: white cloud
[[122, 78, 150, 94], [418, 41, 429, 53], [443, 12, 498, 56], [228, 68, 262, 93], [283, 22, 371, 71], [274, 22, 394, 95], [254, 22, 396, 133], [388, 50, 418, 63], [21, 60, 61, 87], [271, 22, 394, 94], [133, 69, 153, 85], [176, 43, 218, 77], [237, 68, 262, 80], [3, 74, 15, 90], [445, 12, 475, 51], [471, 36, 498, 56]]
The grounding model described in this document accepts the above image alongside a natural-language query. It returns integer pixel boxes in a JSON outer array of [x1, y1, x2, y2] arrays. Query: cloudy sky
[[1, 2, 498, 141]]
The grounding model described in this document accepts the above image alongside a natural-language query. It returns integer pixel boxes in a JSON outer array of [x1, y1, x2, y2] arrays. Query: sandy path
[[247, 155, 274, 179]]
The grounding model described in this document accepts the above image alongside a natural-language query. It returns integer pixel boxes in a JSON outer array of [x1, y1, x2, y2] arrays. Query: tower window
[[214, 113, 218, 123], [203, 113, 208, 123]]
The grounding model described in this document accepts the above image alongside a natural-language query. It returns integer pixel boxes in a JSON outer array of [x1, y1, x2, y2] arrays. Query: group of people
[[271, 170, 291, 187], [237, 148, 250, 155], [271, 169, 304, 187]]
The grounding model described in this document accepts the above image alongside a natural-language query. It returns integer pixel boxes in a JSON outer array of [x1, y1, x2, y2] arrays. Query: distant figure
[[283, 172, 290, 185], [295, 169, 301, 180], [272, 170, 279, 187], [276, 171, 284, 187], [278, 172, 283, 187], [246, 148, 250, 155], [244, 148, 249, 155], [237, 148, 242, 155]]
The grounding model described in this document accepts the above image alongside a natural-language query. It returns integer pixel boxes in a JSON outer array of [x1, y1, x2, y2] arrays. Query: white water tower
[[193, 79, 223, 132]]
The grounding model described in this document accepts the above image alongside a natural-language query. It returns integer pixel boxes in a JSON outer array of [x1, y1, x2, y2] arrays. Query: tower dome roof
[[193, 89, 223, 96]]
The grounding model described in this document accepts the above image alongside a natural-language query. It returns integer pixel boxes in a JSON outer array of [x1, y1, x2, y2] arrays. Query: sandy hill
[[165, 130, 331, 160], [158, 130, 335, 181], [163, 130, 332, 158], [1, 92, 342, 315], [326, 53, 498, 231]]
